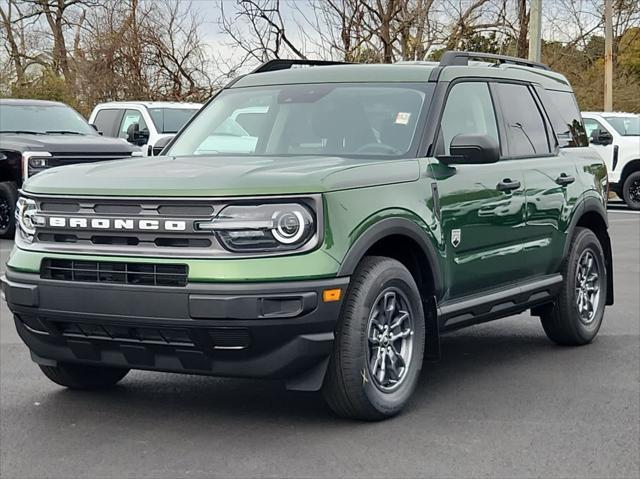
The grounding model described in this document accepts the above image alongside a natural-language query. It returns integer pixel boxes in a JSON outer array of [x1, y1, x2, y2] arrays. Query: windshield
[[148, 107, 200, 134], [603, 115, 639, 136], [167, 83, 428, 158], [0, 104, 95, 135]]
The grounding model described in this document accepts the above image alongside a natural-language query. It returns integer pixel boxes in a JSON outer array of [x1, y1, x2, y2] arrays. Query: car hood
[[23, 155, 421, 196], [0, 133, 136, 154]]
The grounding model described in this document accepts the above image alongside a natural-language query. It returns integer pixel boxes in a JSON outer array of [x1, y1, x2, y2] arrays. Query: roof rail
[[251, 59, 349, 74], [439, 51, 550, 71]]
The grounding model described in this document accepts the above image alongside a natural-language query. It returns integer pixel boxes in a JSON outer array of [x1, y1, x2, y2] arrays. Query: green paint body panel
[[9, 61, 609, 304]]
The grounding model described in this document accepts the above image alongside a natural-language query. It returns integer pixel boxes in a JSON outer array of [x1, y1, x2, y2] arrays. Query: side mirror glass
[[152, 135, 175, 156], [438, 133, 500, 165]]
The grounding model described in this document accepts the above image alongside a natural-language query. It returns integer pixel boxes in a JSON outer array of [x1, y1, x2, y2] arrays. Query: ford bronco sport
[[1, 52, 613, 420]]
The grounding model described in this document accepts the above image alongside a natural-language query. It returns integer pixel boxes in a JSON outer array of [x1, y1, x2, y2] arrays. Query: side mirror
[[126, 123, 149, 146], [89, 123, 103, 135], [438, 134, 500, 165], [151, 135, 175, 156], [590, 128, 613, 146]]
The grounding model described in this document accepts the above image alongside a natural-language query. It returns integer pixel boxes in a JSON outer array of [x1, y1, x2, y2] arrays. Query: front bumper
[[1, 270, 349, 391]]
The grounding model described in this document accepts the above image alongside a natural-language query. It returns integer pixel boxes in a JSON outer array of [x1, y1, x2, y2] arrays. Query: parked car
[[2, 53, 613, 420], [0, 99, 138, 238], [88, 101, 202, 156], [582, 112, 640, 209]]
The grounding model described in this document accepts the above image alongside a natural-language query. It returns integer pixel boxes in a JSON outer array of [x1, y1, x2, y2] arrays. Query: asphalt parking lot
[[1, 207, 638, 479]]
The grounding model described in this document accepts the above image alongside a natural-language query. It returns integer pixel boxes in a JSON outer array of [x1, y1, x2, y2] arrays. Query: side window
[[584, 118, 607, 138], [541, 89, 589, 147], [118, 109, 148, 140], [439, 82, 499, 156], [493, 83, 551, 157], [93, 109, 123, 137]]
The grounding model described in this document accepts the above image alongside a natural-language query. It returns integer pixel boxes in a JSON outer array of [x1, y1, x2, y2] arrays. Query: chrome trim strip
[[21, 152, 52, 180]]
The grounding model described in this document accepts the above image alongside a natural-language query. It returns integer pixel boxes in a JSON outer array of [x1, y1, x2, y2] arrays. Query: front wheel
[[322, 256, 425, 420], [0, 181, 18, 239], [540, 227, 607, 345], [621, 171, 640, 210], [39, 363, 129, 390]]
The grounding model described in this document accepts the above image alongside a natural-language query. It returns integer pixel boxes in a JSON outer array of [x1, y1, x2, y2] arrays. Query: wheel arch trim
[[563, 195, 614, 305], [336, 217, 443, 299]]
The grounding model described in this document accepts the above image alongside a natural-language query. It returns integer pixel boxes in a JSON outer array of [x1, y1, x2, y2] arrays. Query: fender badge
[[451, 229, 461, 248]]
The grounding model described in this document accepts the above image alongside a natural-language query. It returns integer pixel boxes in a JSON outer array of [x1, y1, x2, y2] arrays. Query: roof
[[0, 98, 68, 107], [582, 111, 639, 117], [231, 61, 572, 91], [94, 101, 203, 109]]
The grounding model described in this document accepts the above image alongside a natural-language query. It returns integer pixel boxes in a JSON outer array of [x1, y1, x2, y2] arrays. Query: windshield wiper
[[45, 130, 85, 135], [0, 130, 45, 135]]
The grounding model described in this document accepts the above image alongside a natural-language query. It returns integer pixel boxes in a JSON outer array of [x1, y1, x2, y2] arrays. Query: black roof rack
[[439, 51, 550, 71], [251, 59, 349, 74]]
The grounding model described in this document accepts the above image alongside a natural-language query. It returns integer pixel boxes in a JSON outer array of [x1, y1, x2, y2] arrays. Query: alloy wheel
[[575, 250, 601, 325], [366, 288, 414, 392]]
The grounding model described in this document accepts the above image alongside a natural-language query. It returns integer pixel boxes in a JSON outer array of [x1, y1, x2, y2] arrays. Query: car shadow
[[36, 319, 600, 427]]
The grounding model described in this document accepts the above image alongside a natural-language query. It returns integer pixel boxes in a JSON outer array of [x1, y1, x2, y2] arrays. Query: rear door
[[433, 81, 528, 299], [491, 83, 582, 278]]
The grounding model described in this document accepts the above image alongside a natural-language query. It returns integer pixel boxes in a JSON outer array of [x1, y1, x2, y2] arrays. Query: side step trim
[[438, 275, 563, 331]]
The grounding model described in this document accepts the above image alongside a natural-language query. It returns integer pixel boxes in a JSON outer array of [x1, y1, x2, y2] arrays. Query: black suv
[[0, 99, 137, 237]]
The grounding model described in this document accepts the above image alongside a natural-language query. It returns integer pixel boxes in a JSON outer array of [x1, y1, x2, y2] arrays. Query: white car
[[582, 112, 640, 209], [88, 101, 202, 156]]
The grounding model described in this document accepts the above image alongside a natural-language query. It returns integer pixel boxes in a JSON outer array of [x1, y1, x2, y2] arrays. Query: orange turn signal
[[322, 288, 342, 302]]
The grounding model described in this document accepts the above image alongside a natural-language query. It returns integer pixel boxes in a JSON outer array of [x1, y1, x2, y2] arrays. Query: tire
[[540, 227, 607, 345], [39, 363, 129, 390], [322, 256, 426, 421], [621, 170, 640, 210], [0, 181, 18, 239]]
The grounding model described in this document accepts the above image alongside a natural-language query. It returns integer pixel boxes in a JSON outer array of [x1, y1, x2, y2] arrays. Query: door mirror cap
[[589, 128, 613, 146], [438, 134, 500, 165], [152, 135, 175, 155]]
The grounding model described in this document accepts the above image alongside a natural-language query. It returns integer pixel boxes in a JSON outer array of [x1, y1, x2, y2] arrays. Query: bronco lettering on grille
[[47, 217, 187, 231]]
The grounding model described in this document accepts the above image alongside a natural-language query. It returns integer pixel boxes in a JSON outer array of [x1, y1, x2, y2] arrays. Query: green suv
[[1, 52, 613, 420]]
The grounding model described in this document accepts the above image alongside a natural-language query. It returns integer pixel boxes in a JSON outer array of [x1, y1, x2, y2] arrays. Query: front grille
[[46, 152, 133, 167], [41, 259, 188, 287]]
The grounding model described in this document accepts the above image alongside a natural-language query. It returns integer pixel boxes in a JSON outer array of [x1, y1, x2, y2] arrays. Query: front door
[[431, 81, 528, 299]]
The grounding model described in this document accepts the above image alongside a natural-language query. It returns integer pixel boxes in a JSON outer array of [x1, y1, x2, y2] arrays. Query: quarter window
[[493, 83, 551, 157], [438, 82, 499, 156], [542, 89, 588, 147]]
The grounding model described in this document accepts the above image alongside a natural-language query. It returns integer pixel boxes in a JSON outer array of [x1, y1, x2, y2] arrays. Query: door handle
[[555, 173, 575, 186], [497, 178, 521, 192]]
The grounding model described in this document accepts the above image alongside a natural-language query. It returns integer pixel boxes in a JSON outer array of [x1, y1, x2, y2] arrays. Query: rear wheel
[[0, 181, 18, 238], [540, 227, 607, 345], [621, 170, 640, 210], [39, 363, 129, 390], [322, 256, 425, 420]]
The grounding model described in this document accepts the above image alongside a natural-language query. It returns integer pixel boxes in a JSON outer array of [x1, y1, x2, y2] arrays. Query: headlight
[[15, 197, 42, 237], [197, 203, 315, 252], [28, 158, 48, 168]]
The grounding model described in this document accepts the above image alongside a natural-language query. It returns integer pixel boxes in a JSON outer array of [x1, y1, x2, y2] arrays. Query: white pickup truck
[[582, 112, 640, 209], [89, 101, 202, 156]]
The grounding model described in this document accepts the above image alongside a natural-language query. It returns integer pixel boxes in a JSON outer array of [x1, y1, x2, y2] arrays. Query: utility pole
[[528, 0, 542, 62], [604, 0, 613, 111]]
